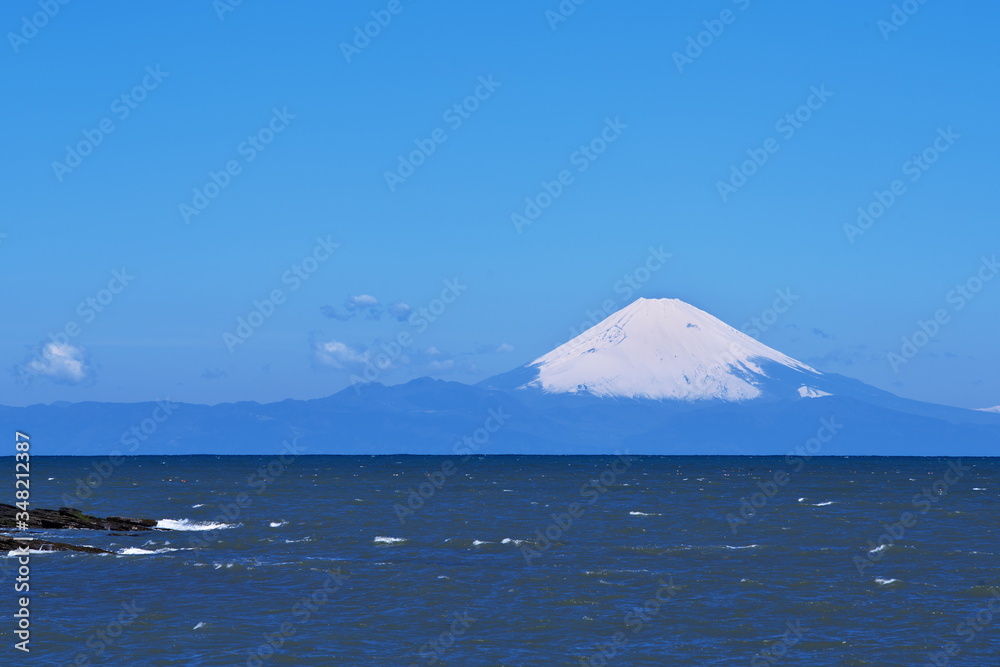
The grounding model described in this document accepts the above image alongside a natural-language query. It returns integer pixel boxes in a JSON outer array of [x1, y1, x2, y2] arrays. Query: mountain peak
[[518, 297, 818, 401]]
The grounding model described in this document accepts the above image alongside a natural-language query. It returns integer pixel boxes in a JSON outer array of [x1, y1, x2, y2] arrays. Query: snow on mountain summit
[[521, 298, 819, 401]]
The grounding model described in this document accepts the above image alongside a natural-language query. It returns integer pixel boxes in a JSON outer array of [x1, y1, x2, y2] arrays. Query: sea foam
[[156, 519, 236, 531]]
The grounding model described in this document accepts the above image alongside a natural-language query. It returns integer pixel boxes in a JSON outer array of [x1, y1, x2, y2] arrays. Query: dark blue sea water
[[3, 456, 999, 666]]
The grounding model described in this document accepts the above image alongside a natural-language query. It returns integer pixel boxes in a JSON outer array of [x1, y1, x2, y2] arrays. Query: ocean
[[5, 455, 999, 666]]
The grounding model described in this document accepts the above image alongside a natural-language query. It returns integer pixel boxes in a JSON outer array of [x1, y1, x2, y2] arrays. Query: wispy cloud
[[321, 295, 413, 322], [475, 342, 515, 354], [806, 344, 882, 368], [310, 337, 490, 377], [386, 301, 412, 322], [312, 338, 384, 370]]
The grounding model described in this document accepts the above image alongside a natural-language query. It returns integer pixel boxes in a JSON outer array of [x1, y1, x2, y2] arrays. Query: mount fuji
[[482, 298, 828, 402], [3, 298, 998, 456]]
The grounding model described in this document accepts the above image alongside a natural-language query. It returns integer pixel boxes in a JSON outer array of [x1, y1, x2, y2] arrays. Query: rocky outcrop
[[0, 504, 165, 555], [0, 504, 158, 531], [0, 535, 112, 554]]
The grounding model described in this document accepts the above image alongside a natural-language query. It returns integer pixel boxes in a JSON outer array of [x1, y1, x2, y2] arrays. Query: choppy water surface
[[5, 456, 999, 665]]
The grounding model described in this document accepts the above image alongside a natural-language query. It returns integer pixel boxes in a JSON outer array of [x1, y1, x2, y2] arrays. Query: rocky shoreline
[[0, 503, 164, 554]]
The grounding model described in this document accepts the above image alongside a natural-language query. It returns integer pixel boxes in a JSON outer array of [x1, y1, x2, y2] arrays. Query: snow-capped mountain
[[4, 297, 999, 456], [488, 297, 826, 402]]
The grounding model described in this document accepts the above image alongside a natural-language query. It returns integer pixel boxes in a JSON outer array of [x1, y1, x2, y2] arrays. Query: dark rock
[[0, 535, 112, 555], [0, 504, 161, 532]]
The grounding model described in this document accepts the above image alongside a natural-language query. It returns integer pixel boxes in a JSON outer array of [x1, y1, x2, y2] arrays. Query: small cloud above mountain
[[18, 342, 94, 386], [475, 342, 515, 354], [312, 338, 379, 370], [321, 295, 413, 322]]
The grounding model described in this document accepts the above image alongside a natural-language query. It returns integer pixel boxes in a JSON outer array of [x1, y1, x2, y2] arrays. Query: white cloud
[[495, 343, 514, 353], [347, 294, 379, 309], [25, 342, 93, 385], [387, 301, 412, 322], [314, 339, 373, 368]]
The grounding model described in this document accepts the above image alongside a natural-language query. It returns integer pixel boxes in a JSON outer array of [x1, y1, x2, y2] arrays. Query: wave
[[618, 543, 761, 554], [472, 540, 491, 546], [117, 547, 181, 555], [156, 519, 237, 531], [813, 501, 836, 507], [868, 544, 890, 555], [373, 536, 407, 544], [874, 577, 900, 586], [583, 568, 650, 576], [5, 548, 57, 557], [501, 538, 524, 545], [629, 511, 663, 516], [269, 520, 288, 528]]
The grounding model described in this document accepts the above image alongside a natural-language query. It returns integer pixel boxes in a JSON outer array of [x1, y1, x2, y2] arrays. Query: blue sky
[[1, 1, 997, 409]]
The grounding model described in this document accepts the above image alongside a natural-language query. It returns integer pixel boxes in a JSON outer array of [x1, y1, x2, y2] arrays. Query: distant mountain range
[[4, 298, 998, 456]]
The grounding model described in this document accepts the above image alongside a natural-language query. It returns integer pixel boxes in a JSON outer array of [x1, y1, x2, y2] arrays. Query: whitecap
[[157, 519, 236, 531], [191, 504, 205, 508], [812, 501, 835, 507], [972, 487, 986, 491], [373, 536, 407, 544], [797, 497, 806, 503], [117, 547, 180, 555], [501, 538, 524, 545], [869, 544, 890, 555], [193, 622, 206, 630], [269, 520, 288, 528], [5, 549, 51, 556], [629, 511, 662, 517], [472, 540, 491, 546], [875, 577, 900, 585]]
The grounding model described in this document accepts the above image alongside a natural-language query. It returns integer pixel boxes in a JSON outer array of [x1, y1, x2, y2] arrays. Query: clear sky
[[1, 1, 997, 410]]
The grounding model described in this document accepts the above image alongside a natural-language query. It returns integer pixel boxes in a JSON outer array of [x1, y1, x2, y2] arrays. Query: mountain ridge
[[3, 298, 997, 456]]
